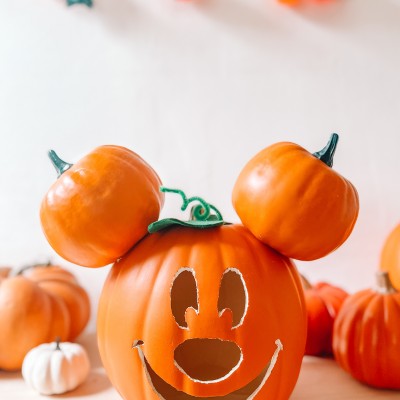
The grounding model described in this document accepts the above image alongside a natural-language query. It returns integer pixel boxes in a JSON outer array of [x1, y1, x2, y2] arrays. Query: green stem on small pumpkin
[[48, 150, 73, 178], [55, 337, 62, 351], [313, 133, 339, 168]]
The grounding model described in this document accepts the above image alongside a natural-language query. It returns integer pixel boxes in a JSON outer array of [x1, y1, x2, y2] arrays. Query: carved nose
[[174, 338, 242, 382]]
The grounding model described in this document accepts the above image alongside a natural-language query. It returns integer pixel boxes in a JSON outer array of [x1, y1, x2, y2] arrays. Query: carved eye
[[218, 268, 248, 329], [171, 268, 199, 330]]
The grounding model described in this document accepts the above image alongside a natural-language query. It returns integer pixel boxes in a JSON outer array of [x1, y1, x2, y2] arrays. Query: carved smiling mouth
[[133, 339, 283, 400]]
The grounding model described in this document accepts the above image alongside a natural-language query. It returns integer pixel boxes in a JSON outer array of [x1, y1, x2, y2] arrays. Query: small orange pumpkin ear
[[232, 134, 359, 261], [40, 146, 164, 268]]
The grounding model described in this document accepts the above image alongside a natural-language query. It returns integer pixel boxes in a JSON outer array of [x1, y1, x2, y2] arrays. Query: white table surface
[[1, 332, 399, 399]]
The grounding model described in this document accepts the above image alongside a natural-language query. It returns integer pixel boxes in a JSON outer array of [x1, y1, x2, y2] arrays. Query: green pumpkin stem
[[48, 150, 73, 178], [160, 187, 223, 222], [148, 187, 225, 233], [313, 133, 339, 168]]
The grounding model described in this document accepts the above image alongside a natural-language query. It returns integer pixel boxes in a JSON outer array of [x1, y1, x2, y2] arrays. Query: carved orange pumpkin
[[232, 134, 359, 261], [380, 223, 400, 289], [98, 224, 306, 400], [332, 272, 400, 389], [40, 145, 164, 268]]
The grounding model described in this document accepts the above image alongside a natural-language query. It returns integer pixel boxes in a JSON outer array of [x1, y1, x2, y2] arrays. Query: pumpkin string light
[[67, 0, 93, 7], [148, 187, 225, 233]]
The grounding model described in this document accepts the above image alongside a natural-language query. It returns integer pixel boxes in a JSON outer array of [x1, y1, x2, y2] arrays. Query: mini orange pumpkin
[[97, 224, 307, 400], [380, 223, 400, 289], [332, 272, 400, 389], [301, 276, 348, 356], [40, 145, 164, 268], [232, 134, 359, 261], [22, 264, 91, 341], [0, 274, 70, 371]]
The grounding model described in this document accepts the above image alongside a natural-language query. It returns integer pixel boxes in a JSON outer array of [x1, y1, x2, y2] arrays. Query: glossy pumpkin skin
[[0, 275, 70, 371], [40, 145, 164, 268], [302, 279, 348, 356], [98, 224, 307, 400], [232, 140, 359, 261], [22, 264, 91, 341], [332, 273, 400, 389], [380, 223, 400, 289]]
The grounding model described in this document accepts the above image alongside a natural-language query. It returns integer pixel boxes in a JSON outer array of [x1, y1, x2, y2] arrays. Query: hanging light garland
[[279, 0, 333, 4], [64, 0, 331, 9]]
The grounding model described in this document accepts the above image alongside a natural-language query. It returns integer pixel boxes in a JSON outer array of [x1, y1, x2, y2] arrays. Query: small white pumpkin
[[22, 339, 90, 395]]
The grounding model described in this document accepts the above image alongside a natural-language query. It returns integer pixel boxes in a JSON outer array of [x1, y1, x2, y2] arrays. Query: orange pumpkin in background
[[333, 272, 400, 389], [21, 263, 77, 284], [0, 273, 70, 371], [97, 224, 307, 400], [0, 264, 90, 371], [40, 145, 165, 268], [22, 263, 91, 341], [232, 134, 359, 261], [301, 276, 348, 357], [380, 223, 400, 289]]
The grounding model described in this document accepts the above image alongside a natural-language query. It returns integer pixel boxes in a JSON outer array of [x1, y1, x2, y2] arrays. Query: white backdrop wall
[[1, 0, 400, 331]]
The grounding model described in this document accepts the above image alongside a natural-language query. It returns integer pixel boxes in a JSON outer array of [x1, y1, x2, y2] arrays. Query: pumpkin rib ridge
[[359, 295, 382, 385], [380, 296, 393, 387], [334, 292, 369, 375], [349, 293, 375, 380], [381, 295, 400, 388], [236, 225, 305, 399], [98, 263, 124, 389]]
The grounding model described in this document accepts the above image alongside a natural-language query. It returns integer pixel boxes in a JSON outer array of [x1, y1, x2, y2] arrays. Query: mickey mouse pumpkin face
[[97, 224, 306, 400]]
